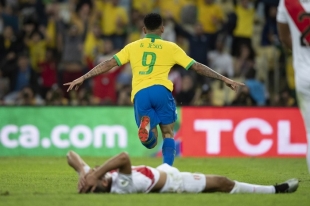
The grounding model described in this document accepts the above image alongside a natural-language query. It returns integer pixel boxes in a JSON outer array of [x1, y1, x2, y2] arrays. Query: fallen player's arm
[[277, 22, 292, 50], [93, 152, 132, 178], [80, 152, 132, 193], [190, 62, 245, 92], [67, 150, 88, 175], [63, 58, 118, 92]]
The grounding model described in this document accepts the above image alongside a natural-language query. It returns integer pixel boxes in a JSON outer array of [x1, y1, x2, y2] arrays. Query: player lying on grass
[[67, 151, 299, 194]]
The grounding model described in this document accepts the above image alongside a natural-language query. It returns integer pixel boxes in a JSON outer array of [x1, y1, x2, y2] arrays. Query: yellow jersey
[[114, 34, 195, 102], [157, 0, 194, 22], [133, 0, 156, 14], [101, 2, 128, 35], [198, 3, 224, 33], [233, 5, 255, 37]]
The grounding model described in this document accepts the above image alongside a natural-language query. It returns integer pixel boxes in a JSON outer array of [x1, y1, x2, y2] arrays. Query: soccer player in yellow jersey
[[64, 13, 244, 166]]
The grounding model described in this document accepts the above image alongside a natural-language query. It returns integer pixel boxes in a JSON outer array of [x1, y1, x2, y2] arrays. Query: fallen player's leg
[[158, 163, 299, 194], [202, 175, 298, 194]]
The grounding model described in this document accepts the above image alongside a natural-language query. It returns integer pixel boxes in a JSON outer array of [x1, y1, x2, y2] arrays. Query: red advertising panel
[[181, 107, 307, 157]]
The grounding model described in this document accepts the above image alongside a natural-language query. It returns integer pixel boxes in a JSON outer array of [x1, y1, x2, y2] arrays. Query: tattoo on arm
[[191, 62, 226, 81], [83, 58, 118, 80]]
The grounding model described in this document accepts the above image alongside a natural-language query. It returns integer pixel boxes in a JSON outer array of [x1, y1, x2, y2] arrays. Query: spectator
[[45, 3, 60, 49], [117, 84, 132, 106], [218, 1, 237, 52], [100, 0, 128, 49], [244, 68, 267, 106], [197, 0, 225, 50], [168, 66, 182, 96], [0, 15, 3, 34], [193, 83, 213, 106], [92, 39, 124, 104], [18, 0, 44, 29], [7, 1, 18, 8], [162, 17, 176, 42], [261, 6, 279, 47], [231, 86, 256, 106], [208, 35, 234, 77], [132, 0, 155, 15], [38, 48, 58, 99], [13, 54, 37, 92], [0, 59, 17, 95], [210, 80, 235, 106], [274, 88, 296, 107], [256, 5, 280, 83], [76, 87, 92, 106], [15, 16, 37, 56], [61, 23, 83, 64], [157, 0, 192, 23], [84, 23, 104, 68], [175, 74, 196, 105], [1, 4, 19, 33], [285, 53, 295, 93], [16, 86, 40, 106], [70, 2, 93, 41], [175, 34, 189, 54], [173, 21, 210, 85], [126, 11, 144, 44], [0, 25, 18, 63], [25, 30, 46, 72], [0, 70, 9, 100], [3, 54, 39, 104], [180, 0, 196, 25], [129, 8, 142, 27], [234, 44, 255, 77], [174, 20, 209, 66], [116, 64, 132, 97], [231, 0, 255, 57], [257, 0, 279, 20], [45, 85, 68, 106], [60, 23, 84, 95]]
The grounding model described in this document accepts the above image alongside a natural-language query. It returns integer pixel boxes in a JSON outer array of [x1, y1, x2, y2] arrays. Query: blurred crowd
[[0, 0, 297, 106]]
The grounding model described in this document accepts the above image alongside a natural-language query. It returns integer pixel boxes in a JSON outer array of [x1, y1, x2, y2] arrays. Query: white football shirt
[[110, 166, 160, 194], [277, 0, 310, 84]]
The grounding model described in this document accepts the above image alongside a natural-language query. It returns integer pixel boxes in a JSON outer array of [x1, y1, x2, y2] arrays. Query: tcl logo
[[181, 108, 307, 157], [194, 118, 306, 155]]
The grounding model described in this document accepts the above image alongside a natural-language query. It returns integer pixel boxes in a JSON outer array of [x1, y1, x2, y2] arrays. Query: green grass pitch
[[0, 156, 309, 206]]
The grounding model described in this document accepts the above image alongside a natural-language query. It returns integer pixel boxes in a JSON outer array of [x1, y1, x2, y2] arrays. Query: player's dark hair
[[144, 13, 163, 31]]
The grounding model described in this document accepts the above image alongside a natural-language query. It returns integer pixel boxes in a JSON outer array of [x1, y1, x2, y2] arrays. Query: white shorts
[[157, 164, 206, 193], [181, 172, 206, 193]]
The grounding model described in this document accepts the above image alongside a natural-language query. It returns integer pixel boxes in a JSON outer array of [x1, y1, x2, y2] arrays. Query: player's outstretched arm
[[80, 152, 132, 193], [190, 62, 245, 92], [63, 57, 118, 92]]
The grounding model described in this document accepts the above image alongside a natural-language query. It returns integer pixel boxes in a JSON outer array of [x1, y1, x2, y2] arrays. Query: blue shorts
[[133, 85, 177, 129]]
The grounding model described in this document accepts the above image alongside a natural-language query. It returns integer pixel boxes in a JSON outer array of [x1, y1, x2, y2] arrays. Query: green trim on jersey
[[113, 55, 122, 66], [145, 34, 162, 40], [185, 60, 196, 70]]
